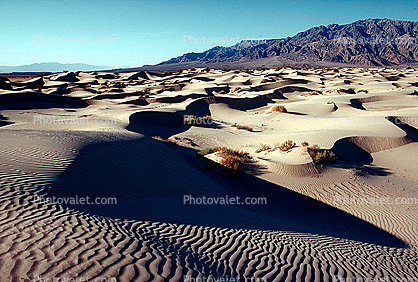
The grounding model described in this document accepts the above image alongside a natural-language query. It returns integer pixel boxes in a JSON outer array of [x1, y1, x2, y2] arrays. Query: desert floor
[[0, 67, 417, 281]]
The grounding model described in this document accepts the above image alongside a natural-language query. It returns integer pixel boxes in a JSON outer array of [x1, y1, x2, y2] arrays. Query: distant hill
[[0, 62, 111, 74], [144, 19, 418, 70]]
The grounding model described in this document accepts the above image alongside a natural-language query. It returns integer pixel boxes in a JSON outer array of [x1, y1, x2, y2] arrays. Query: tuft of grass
[[278, 140, 296, 152], [256, 144, 271, 153], [271, 105, 287, 113], [232, 124, 253, 132]]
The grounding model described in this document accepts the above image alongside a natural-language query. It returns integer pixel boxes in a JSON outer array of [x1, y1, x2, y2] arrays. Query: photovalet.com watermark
[[183, 35, 268, 46], [33, 115, 118, 126], [184, 195, 267, 205], [33, 35, 117, 45], [332, 275, 418, 282], [332, 116, 417, 126], [333, 195, 417, 206], [32, 195, 117, 206], [33, 274, 116, 282]]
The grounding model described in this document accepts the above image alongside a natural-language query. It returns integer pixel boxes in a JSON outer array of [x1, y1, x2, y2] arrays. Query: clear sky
[[1, 0, 417, 68]]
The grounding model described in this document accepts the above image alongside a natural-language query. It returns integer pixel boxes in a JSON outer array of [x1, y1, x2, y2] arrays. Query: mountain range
[[142, 18, 418, 70], [0, 62, 110, 74]]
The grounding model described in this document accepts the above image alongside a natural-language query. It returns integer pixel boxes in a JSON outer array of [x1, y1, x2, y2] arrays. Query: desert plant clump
[[307, 144, 336, 163], [196, 147, 221, 158], [232, 124, 253, 132], [301, 141, 309, 147], [218, 90, 227, 94], [232, 87, 243, 93], [278, 140, 296, 152], [260, 79, 268, 83], [256, 144, 272, 153], [301, 91, 321, 97], [271, 105, 287, 113], [196, 147, 252, 173]]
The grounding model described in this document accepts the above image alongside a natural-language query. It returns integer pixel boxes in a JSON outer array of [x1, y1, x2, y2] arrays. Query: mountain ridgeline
[[156, 19, 418, 69]]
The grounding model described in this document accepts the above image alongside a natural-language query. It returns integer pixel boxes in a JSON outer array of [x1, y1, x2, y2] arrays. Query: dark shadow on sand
[[48, 137, 406, 248]]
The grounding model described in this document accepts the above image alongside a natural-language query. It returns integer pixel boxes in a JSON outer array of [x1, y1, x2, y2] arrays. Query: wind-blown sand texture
[[0, 68, 417, 281]]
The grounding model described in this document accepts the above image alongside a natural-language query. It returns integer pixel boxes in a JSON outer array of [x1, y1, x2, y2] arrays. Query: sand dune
[[0, 67, 417, 281]]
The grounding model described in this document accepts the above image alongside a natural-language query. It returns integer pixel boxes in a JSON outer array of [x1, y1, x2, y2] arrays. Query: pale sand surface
[[0, 68, 417, 281]]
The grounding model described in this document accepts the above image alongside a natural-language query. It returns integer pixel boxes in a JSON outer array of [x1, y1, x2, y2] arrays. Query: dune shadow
[[0, 92, 88, 110], [48, 137, 406, 248], [386, 116, 418, 142], [126, 98, 212, 138], [331, 138, 373, 164]]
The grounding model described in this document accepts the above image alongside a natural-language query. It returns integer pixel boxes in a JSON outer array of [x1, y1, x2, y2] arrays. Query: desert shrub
[[271, 105, 287, 113], [196, 147, 252, 174], [260, 79, 267, 83], [196, 147, 221, 158], [307, 144, 336, 163], [232, 124, 253, 132], [256, 144, 271, 153], [165, 86, 175, 91], [232, 87, 243, 93], [301, 141, 309, 147], [218, 90, 227, 94], [163, 71, 173, 75], [301, 91, 321, 97], [151, 136, 167, 141], [278, 140, 296, 151], [220, 156, 242, 172], [357, 89, 369, 94]]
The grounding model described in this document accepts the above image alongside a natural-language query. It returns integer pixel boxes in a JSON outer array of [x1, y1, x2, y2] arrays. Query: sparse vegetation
[[218, 90, 227, 94], [357, 89, 369, 94], [278, 140, 296, 152], [301, 141, 309, 147], [256, 144, 272, 153], [271, 105, 287, 113], [165, 86, 175, 91], [196, 147, 252, 174], [307, 144, 336, 163], [260, 79, 268, 83], [232, 87, 243, 93], [232, 124, 253, 132], [302, 91, 321, 97]]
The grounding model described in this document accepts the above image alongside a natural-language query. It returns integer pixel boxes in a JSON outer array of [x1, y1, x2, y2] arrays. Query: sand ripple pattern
[[0, 131, 417, 281]]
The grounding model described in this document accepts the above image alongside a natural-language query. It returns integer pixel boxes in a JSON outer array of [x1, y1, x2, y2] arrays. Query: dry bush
[[232, 124, 253, 132], [307, 144, 336, 163], [271, 105, 287, 113], [278, 140, 296, 152], [256, 144, 272, 153]]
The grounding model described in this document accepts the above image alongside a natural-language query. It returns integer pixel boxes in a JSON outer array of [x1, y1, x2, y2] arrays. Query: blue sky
[[1, 0, 417, 68]]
